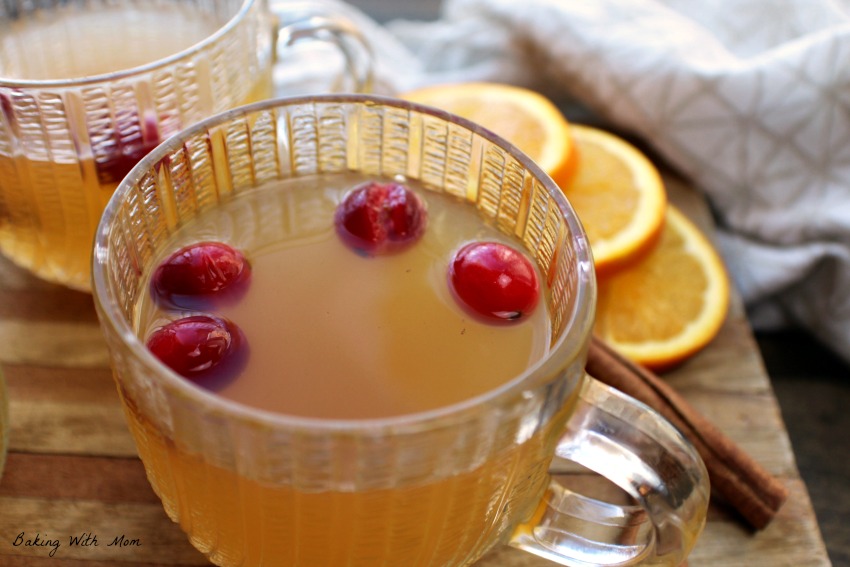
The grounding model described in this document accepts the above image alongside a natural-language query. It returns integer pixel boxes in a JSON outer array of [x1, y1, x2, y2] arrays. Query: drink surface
[[136, 173, 552, 419], [0, 5, 219, 80]]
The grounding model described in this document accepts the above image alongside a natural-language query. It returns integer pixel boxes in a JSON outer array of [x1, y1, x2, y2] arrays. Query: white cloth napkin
[[319, 0, 850, 363]]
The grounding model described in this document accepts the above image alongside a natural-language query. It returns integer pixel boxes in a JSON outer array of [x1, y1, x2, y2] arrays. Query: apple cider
[[125, 173, 572, 566], [0, 2, 272, 288]]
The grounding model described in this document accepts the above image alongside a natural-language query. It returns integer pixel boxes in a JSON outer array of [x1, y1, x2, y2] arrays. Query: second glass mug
[[93, 95, 709, 567], [0, 0, 371, 290]]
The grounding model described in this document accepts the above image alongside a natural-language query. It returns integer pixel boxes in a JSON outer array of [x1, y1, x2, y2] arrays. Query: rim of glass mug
[[91, 93, 598, 434], [0, 0, 256, 88]]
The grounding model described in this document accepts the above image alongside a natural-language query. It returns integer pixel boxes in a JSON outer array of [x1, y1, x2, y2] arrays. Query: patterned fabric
[[376, 0, 850, 364]]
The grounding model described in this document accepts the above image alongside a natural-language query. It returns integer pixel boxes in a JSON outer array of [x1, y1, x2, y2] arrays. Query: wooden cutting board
[[0, 176, 830, 566]]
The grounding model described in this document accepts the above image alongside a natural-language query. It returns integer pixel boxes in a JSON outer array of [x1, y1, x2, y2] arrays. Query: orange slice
[[400, 82, 575, 188], [561, 125, 667, 276], [594, 205, 730, 370]]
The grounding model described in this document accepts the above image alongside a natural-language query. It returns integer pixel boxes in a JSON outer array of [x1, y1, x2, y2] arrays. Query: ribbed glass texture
[[0, 0, 272, 290], [93, 96, 597, 567]]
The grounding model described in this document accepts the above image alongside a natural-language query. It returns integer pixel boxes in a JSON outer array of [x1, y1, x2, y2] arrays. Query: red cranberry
[[449, 241, 540, 322], [334, 181, 427, 255], [146, 315, 241, 379], [152, 241, 250, 303], [96, 111, 161, 184]]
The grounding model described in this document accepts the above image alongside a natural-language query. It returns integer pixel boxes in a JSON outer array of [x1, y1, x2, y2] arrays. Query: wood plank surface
[[0, 171, 831, 566]]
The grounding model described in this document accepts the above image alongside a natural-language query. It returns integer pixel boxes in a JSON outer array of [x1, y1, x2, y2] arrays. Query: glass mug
[[92, 95, 709, 567], [0, 0, 371, 291]]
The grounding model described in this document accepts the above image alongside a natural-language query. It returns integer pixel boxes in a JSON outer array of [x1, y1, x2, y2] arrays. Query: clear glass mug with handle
[[92, 95, 709, 567], [0, 0, 371, 291]]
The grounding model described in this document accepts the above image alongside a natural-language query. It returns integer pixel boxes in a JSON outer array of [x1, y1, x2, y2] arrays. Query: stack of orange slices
[[401, 82, 730, 370]]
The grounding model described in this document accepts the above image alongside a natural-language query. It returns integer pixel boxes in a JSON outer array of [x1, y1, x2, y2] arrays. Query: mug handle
[[510, 375, 710, 566], [269, 0, 374, 94]]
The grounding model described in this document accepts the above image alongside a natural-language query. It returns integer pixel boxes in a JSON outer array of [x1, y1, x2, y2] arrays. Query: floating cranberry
[[146, 315, 241, 379], [96, 111, 161, 184], [449, 241, 540, 322], [152, 241, 250, 304], [334, 181, 427, 255]]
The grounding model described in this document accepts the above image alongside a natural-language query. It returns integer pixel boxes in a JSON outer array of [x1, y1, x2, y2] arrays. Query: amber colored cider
[[127, 174, 569, 566], [136, 175, 551, 418], [0, 5, 272, 289]]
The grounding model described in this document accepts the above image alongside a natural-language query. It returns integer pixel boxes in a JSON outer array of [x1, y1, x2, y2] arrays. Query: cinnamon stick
[[586, 336, 788, 530]]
